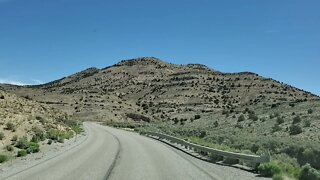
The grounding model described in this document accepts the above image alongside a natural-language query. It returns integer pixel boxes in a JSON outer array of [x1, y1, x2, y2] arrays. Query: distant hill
[[2, 57, 320, 173], [1, 56, 319, 142]]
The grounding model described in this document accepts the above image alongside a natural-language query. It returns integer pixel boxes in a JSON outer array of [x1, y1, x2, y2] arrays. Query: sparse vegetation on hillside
[[1, 57, 320, 176], [0, 154, 8, 163], [0, 90, 79, 160]]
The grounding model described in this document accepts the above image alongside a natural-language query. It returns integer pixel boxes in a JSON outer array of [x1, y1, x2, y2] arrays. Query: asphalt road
[[2, 122, 264, 180]]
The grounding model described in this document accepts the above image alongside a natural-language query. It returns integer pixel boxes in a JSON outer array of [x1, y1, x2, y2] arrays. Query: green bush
[[15, 137, 40, 154], [276, 117, 285, 124], [31, 128, 46, 142], [194, 114, 201, 120], [213, 121, 219, 127], [249, 113, 259, 121], [298, 148, 320, 170], [15, 137, 29, 149], [250, 144, 260, 153], [47, 129, 58, 141], [64, 131, 74, 140], [0, 154, 8, 163], [47, 129, 71, 142], [47, 139, 53, 145], [272, 124, 282, 132], [293, 116, 302, 124], [258, 162, 281, 177], [299, 164, 320, 180], [272, 173, 284, 180], [308, 109, 313, 114], [289, 124, 302, 135], [238, 114, 245, 122], [199, 131, 206, 138], [26, 142, 40, 153], [0, 132, 4, 140], [11, 135, 18, 141], [6, 122, 15, 131], [276, 160, 300, 178], [17, 150, 27, 157], [304, 120, 311, 127], [6, 145, 14, 152]]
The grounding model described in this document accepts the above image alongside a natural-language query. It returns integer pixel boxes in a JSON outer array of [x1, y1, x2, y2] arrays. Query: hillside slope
[[2, 57, 318, 121], [1, 57, 320, 169], [0, 90, 72, 156]]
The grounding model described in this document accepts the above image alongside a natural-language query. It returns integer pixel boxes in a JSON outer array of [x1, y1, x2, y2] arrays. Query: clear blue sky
[[0, 0, 319, 95]]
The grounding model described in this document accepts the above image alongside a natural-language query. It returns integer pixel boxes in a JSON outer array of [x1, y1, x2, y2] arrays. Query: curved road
[[1, 122, 264, 180]]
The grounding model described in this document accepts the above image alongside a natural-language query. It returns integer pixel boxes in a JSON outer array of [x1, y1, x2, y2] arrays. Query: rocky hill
[[2, 57, 318, 122], [1, 57, 319, 122], [1, 57, 320, 153]]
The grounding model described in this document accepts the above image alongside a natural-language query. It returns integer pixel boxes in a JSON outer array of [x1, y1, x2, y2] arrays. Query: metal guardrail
[[144, 131, 270, 168]]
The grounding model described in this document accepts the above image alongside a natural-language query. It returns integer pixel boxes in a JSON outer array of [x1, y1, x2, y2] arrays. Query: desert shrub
[[222, 110, 228, 115], [0, 132, 4, 140], [249, 113, 259, 121], [64, 131, 74, 140], [31, 135, 39, 143], [238, 114, 245, 122], [47, 129, 59, 141], [194, 114, 201, 120], [299, 164, 320, 180], [17, 150, 27, 157], [47, 139, 53, 145], [15, 137, 40, 154], [26, 142, 40, 153], [31, 127, 46, 142], [6, 145, 14, 152], [308, 109, 313, 114], [250, 144, 260, 154], [0, 154, 8, 163], [258, 162, 281, 177], [173, 118, 179, 124], [276, 117, 285, 124], [11, 135, 18, 141], [199, 131, 206, 138], [298, 148, 320, 170], [248, 109, 255, 115], [304, 120, 311, 127], [270, 114, 276, 119], [6, 122, 15, 131], [293, 116, 302, 124], [15, 137, 29, 149], [47, 129, 71, 143], [289, 124, 302, 135], [272, 173, 285, 180], [35, 115, 44, 121], [276, 160, 300, 178], [272, 124, 282, 132], [281, 144, 320, 170], [213, 121, 219, 127]]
